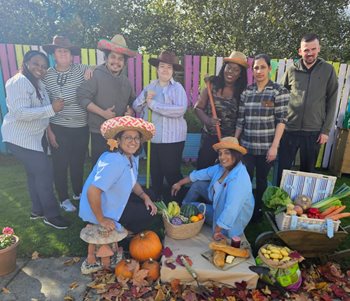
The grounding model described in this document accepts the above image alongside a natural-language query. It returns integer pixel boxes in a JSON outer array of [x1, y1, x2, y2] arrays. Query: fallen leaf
[[170, 278, 181, 294], [252, 289, 268, 301], [2, 287, 10, 294], [69, 281, 79, 289], [132, 269, 149, 287], [64, 258, 76, 266], [227, 297, 236, 301], [63, 296, 74, 301], [182, 289, 198, 301], [165, 259, 176, 270], [31, 251, 40, 260], [162, 246, 173, 257], [155, 288, 166, 301], [261, 285, 271, 295]]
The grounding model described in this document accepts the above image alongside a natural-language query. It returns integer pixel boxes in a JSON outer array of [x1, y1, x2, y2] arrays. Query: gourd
[[180, 204, 199, 218], [141, 258, 160, 281], [171, 216, 183, 225], [129, 231, 162, 262], [115, 259, 136, 279]]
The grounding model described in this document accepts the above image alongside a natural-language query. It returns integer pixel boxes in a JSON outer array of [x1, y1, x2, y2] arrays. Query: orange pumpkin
[[114, 259, 136, 279], [129, 231, 162, 262], [141, 258, 160, 281]]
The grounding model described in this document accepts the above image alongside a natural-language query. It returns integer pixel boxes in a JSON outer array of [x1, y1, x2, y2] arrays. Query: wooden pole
[[206, 81, 222, 140]]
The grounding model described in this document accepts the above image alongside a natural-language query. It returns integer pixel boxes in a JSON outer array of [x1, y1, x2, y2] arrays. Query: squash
[[141, 258, 160, 281], [114, 259, 137, 279], [129, 231, 162, 262], [180, 204, 199, 218]]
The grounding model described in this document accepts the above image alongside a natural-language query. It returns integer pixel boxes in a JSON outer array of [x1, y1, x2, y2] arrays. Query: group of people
[[1, 32, 338, 269]]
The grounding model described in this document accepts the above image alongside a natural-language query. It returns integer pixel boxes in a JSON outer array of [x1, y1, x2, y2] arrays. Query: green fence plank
[[14, 45, 24, 68], [88, 49, 96, 66], [200, 56, 208, 90], [143, 54, 150, 87], [208, 56, 215, 77]]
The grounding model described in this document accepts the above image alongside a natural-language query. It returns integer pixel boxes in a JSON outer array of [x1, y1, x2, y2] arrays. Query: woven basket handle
[[198, 203, 206, 215]]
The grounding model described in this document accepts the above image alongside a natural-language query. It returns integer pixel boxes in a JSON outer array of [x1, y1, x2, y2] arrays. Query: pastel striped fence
[[1, 44, 350, 169]]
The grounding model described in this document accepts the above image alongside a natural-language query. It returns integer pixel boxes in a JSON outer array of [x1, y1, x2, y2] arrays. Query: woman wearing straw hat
[[133, 50, 188, 202], [172, 137, 254, 240], [79, 116, 157, 274], [195, 51, 248, 169], [77, 34, 137, 167]]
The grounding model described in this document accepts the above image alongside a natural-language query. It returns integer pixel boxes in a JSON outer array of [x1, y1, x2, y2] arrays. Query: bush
[[185, 108, 202, 133]]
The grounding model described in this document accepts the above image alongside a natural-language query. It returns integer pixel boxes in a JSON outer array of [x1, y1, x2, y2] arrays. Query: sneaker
[[43, 216, 69, 229], [81, 259, 102, 275], [72, 193, 81, 201], [60, 199, 77, 212], [30, 212, 44, 220]]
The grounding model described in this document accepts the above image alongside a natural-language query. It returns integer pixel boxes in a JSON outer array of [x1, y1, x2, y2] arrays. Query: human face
[[253, 58, 271, 85], [298, 39, 320, 68], [106, 52, 125, 74], [157, 62, 173, 84], [118, 130, 141, 157], [224, 63, 241, 85], [54, 48, 72, 69], [26, 55, 48, 79], [218, 149, 235, 169]]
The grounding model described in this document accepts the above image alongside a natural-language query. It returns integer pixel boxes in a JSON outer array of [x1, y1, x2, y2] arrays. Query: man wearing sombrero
[[77, 34, 137, 166]]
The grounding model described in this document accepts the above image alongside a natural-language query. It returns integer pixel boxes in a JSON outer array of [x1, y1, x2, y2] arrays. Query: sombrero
[[97, 34, 137, 58]]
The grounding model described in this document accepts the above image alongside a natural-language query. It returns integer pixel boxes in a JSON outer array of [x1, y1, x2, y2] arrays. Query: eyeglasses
[[122, 135, 141, 143]]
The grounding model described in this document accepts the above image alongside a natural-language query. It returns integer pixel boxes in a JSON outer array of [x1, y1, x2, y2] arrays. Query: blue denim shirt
[[189, 162, 254, 236], [79, 151, 138, 230]]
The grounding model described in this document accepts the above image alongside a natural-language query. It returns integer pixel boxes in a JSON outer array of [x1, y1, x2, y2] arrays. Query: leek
[[312, 183, 350, 209]]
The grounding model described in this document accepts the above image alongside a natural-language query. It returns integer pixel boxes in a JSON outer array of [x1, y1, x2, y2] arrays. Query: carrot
[[324, 205, 346, 218], [319, 206, 338, 218], [330, 212, 350, 220]]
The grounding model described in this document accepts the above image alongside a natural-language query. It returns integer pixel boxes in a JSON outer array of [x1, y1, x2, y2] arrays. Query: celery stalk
[[312, 183, 350, 209]]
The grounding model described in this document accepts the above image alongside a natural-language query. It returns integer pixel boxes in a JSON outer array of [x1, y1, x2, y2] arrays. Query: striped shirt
[[42, 64, 88, 128], [1, 73, 55, 152], [133, 79, 188, 143], [236, 80, 289, 155]]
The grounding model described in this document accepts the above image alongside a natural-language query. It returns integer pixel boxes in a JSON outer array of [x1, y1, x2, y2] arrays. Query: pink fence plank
[[135, 54, 142, 96], [73, 56, 81, 64], [247, 57, 254, 85], [184, 55, 192, 106], [192, 56, 200, 105], [6, 44, 18, 77], [0, 44, 10, 83], [127, 57, 135, 90]]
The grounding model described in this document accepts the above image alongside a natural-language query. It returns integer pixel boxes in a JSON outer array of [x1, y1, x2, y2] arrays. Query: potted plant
[[0, 226, 20, 276]]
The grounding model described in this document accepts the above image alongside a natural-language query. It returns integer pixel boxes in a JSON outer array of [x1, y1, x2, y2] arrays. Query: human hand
[[84, 67, 94, 80], [52, 99, 64, 113], [266, 145, 278, 163], [171, 182, 181, 196], [317, 133, 328, 144], [205, 116, 220, 131], [104, 105, 116, 119], [47, 128, 59, 148], [145, 90, 156, 106], [124, 105, 135, 116], [99, 217, 116, 232], [144, 197, 157, 216]]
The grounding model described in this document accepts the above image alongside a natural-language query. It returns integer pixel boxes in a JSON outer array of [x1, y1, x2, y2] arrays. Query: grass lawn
[[0, 154, 349, 261]]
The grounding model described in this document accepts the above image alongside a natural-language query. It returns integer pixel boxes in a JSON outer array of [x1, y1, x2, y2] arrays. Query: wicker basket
[[258, 244, 303, 269], [163, 203, 206, 240]]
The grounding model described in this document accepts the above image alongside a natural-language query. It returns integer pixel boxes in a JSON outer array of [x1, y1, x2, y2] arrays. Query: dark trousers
[[50, 124, 89, 202], [196, 133, 219, 169], [277, 131, 320, 185], [7, 143, 60, 218], [90, 132, 107, 168], [243, 153, 273, 215], [119, 192, 158, 233], [150, 141, 185, 201]]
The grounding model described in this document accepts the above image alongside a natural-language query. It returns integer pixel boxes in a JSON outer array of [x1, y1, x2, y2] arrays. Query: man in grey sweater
[[77, 34, 136, 166], [277, 33, 338, 184]]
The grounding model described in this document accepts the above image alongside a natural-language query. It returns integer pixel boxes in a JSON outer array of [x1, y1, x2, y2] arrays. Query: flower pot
[[0, 235, 19, 276]]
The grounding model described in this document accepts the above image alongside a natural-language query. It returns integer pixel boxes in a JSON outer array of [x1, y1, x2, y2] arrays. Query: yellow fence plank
[[88, 49, 96, 66], [150, 54, 157, 81], [200, 56, 208, 89], [15, 45, 24, 67], [208, 56, 215, 77], [81, 48, 89, 65]]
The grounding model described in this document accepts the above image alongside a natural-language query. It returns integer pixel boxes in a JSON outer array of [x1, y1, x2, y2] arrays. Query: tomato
[[197, 213, 204, 220]]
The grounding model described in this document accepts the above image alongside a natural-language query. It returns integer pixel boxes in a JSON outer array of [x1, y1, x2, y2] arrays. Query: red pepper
[[307, 208, 321, 219]]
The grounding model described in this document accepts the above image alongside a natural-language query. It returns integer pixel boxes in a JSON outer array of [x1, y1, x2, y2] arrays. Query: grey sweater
[[77, 64, 135, 133]]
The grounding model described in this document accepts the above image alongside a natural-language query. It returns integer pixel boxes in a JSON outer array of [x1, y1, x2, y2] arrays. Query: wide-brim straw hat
[[80, 224, 128, 244], [42, 35, 81, 56], [223, 51, 249, 68], [100, 116, 155, 142], [213, 137, 247, 155], [149, 50, 183, 71], [97, 34, 137, 57]]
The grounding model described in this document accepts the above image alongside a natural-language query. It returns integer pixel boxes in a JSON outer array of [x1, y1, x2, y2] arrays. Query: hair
[[21, 50, 49, 100], [108, 130, 143, 156], [211, 62, 247, 101], [301, 33, 319, 43], [218, 149, 243, 170], [254, 53, 271, 67]]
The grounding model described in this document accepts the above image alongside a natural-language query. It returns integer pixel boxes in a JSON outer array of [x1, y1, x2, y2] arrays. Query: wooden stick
[[206, 80, 222, 140]]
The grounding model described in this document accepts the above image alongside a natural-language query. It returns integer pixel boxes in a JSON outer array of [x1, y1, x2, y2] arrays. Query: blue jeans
[[7, 143, 60, 218], [182, 180, 214, 226]]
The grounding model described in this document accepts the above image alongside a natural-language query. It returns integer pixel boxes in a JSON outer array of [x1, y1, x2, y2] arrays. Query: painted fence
[[1, 43, 350, 169]]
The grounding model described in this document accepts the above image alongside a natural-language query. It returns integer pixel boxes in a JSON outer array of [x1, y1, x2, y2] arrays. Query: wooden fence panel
[[127, 56, 135, 91], [184, 55, 192, 105], [216, 57, 223, 75], [192, 56, 200, 105], [6, 44, 17, 77], [135, 54, 143, 96]]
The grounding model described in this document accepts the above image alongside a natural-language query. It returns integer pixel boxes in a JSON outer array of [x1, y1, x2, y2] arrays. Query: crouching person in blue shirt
[[79, 116, 158, 274], [172, 137, 254, 241]]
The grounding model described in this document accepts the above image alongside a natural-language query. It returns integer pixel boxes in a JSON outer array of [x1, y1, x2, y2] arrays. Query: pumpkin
[[141, 258, 160, 281], [129, 231, 162, 262], [180, 204, 199, 218], [114, 259, 137, 279]]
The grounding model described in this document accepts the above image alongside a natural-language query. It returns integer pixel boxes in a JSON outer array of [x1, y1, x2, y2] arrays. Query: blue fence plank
[[0, 68, 7, 153]]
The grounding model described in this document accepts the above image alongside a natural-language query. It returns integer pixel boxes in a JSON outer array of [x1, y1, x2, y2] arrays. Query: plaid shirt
[[236, 80, 289, 155]]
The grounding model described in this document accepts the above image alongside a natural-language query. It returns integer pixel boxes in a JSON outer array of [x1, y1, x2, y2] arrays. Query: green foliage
[[262, 186, 292, 211], [185, 108, 202, 133]]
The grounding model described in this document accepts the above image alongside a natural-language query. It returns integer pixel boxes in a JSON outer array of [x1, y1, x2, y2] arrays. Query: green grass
[[0, 154, 349, 261]]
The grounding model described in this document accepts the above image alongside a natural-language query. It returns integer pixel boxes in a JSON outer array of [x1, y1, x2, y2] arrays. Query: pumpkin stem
[[140, 232, 145, 238], [149, 258, 153, 262]]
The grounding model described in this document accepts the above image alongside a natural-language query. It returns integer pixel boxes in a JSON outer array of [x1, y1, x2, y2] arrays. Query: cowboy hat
[[42, 35, 81, 56], [149, 50, 183, 71], [97, 34, 137, 57], [223, 51, 249, 68], [212, 137, 247, 155], [100, 116, 155, 142]]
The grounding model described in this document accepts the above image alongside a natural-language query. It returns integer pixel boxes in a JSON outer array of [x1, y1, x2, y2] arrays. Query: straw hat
[[149, 50, 183, 71], [80, 224, 128, 244], [100, 116, 155, 142], [223, 51, 249, 68], [213, 137, 247, 155], [97, 34, 137, 57], [42, 35, 80, 56]]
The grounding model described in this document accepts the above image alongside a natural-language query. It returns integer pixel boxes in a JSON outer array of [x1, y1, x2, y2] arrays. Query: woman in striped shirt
[[1, 50, 69, 229]]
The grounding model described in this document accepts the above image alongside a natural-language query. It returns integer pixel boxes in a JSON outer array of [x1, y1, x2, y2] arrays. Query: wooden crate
[[330, 127, 350, 177]]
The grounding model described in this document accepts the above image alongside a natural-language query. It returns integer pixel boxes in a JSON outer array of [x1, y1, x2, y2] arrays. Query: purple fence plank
[[184, 55, 192, 106], [247, 57, 254, 85], [73, 56, 80, 64], [192, 56, 200, 105], [127, 57, 135, 90], [135, 54, 142, 96], [6, 44, 18, 77], [0, 44, 10, 83]]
